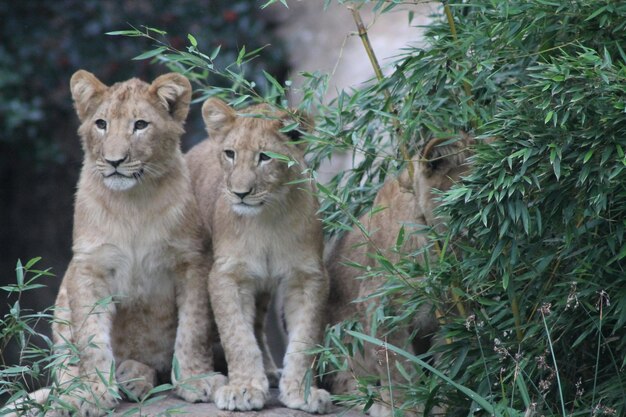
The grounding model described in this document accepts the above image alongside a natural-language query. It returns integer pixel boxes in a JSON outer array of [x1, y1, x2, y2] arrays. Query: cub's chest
[[98, 236, 179, 303], [215, 220, 318, 283]]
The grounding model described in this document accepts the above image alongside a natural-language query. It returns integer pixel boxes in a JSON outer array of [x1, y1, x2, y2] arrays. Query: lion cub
[[47, 70, 225, 416], [326, 134, 474, 416], [185, 99, 331, 413]]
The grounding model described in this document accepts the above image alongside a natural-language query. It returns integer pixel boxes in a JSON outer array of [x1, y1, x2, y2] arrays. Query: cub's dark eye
[[134, 120, 149, 131], [224, 149, 235, 159], [95, 119, 107, 130], [259, 152, 271, 162]]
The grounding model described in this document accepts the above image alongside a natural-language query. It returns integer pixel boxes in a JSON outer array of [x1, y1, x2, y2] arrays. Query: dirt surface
[[113, 389, 365, 417]]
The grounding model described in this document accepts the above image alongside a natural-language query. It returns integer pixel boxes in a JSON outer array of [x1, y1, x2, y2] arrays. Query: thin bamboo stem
[[443, 1, 458, 41], [347, 5, 414, 179], [442, 1, 475, 124], [510, 293, 524, 342], [349, 6, 385, 82]]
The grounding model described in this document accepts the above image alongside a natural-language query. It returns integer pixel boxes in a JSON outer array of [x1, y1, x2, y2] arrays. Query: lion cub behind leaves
[[326, 134, 474, 417], [186, 99, 331, 413], [46, 70, 225, 416]]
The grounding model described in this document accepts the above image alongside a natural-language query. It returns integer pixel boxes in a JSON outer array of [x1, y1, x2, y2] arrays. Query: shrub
[[308, 1, 626, 415], [1, 259, 55, 405]]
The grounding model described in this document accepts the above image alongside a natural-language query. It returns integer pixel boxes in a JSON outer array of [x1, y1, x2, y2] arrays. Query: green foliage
[[439, 43, 626, 417], [1, 259, 55, 407], [315, 1, 626, 416], [1, 258, 54, 365], [106, 25, 286, 106]]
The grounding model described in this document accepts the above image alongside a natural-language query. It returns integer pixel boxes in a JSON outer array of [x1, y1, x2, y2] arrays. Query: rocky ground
[[113, 389, 365, 417]]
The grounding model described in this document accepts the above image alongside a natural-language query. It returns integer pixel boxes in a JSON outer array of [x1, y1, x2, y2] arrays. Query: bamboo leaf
[[132, 47, 167, 61], [187, 34, 197, 47]]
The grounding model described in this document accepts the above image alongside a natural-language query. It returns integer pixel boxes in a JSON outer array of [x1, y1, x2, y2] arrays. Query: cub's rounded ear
[[421, 133, 474, 177], [202, 98, 236, 139], [149, 73, 192, 123], [280, 110, 313, 150], [420, 138, 451, 177], [70, 70, 108, 122]]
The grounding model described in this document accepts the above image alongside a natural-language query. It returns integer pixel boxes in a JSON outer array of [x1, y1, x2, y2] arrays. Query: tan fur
[[185, 99, 331, 413], [44, 70, 225, 417], [326, 133, 474, 416]]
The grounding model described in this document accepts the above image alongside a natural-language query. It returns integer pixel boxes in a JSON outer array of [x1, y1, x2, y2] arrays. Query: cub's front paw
[[279, 384, 332, 414], [79, 399, 115, 417], [81, 382, 119, 417], [25, 382, 118, 417], [174, 373, 227, 403], [214, 384, 267, 411], [40, 408, 71, 417], [116, 359, 157, 401]]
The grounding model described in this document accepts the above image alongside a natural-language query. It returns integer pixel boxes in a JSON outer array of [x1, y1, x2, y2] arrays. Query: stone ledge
[[113, 389, 365, 417]]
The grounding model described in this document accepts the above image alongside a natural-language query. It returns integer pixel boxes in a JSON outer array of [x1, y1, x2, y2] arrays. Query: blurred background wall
[[0, 0, 434, 368]]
